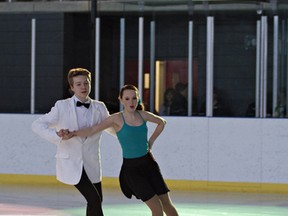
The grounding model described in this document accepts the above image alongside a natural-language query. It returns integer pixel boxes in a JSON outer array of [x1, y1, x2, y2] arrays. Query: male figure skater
[[32, 68, 110, 216]]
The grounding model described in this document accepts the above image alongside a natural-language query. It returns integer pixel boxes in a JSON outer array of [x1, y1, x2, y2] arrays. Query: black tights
[[75, 168, 104, 216]]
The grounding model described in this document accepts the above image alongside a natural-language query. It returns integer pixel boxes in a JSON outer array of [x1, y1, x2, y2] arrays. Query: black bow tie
[[76, 101, 90, 109]]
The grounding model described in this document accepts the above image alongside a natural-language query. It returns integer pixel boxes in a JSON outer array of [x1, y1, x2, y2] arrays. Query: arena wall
[[1, 114, 288, 193]]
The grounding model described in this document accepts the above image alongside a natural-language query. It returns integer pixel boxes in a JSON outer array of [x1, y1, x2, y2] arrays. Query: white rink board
[[1, 114, 288, 184]]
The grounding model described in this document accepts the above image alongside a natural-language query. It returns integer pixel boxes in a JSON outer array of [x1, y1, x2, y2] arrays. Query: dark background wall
[[0, 14, 65, 113], [0, 12, 273, 117], [0, 13, 93, 113]]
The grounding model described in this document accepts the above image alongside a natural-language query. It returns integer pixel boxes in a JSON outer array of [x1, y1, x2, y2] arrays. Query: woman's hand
[[56, 129, 69, 137], [57, 129, 75, 140]]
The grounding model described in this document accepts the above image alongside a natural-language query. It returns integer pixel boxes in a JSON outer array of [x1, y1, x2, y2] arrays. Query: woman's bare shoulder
[[138, 110, 165, 123], [109, 112, 123, 122], [138, 110, 151, 117], [110, 112, 124, 131], [110, 112, 121, 118]]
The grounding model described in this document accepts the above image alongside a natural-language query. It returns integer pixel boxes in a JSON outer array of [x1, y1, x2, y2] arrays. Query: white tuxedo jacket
[[32, 97, 109, 185]]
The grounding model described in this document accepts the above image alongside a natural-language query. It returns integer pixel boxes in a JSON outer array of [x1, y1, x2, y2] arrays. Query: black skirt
[[119, 152, 170, 202]]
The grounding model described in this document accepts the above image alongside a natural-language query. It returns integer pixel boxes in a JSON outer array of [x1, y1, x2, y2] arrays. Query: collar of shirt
[[73, 95, 91, 108]]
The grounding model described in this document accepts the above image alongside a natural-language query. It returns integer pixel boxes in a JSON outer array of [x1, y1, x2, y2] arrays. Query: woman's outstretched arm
[[74, 115, 115, 137]]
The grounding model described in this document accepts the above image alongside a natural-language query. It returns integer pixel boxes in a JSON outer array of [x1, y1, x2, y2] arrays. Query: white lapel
[[90, 100, 101, 126], [83, 100, 101, 143], [67, 97, 79, 131]]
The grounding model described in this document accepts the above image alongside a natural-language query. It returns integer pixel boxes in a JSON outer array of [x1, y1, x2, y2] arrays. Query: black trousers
[[75, 168, 104, 216]]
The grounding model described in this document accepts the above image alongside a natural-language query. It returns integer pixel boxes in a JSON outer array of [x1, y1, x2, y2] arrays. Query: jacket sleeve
[[31, 101, 62, 145], [98, 101, 117, 137], [99, 101, 110, 120]]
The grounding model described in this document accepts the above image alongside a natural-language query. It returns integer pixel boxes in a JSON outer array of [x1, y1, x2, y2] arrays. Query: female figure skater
[[66, 84, 179, 216]]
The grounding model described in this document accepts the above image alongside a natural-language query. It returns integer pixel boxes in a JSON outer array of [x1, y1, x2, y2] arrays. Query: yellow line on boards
[[1, 174, 288, 194]]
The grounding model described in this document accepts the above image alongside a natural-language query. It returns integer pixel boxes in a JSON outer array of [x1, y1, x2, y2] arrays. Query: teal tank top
[[116, 111, 149, 159]]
